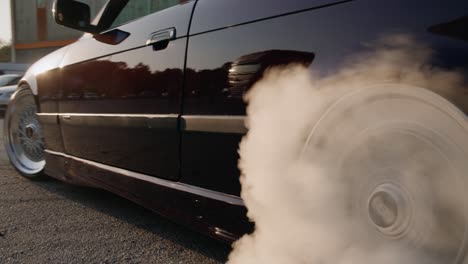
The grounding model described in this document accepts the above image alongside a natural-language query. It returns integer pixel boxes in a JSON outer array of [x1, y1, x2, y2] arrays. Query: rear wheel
[[302, 84, 468, 263], [4, 86, 46, 179]]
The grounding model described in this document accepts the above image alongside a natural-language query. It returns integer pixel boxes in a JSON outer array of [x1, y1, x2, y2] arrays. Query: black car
[[3, 0, 468, 261]]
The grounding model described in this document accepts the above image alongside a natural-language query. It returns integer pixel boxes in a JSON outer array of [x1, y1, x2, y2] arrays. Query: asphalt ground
[[0, 119, 231, 263]]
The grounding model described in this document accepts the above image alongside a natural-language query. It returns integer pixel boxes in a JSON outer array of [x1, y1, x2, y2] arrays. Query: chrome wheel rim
[[6, 90, 45, 175], [302, 84, 468, 263]]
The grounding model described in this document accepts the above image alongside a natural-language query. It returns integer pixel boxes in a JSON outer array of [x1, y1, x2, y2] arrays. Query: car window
[[110, 0, 181, 29]]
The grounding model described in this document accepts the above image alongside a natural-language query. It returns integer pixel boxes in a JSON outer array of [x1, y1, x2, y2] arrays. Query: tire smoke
[[228, 35, 468, 264]]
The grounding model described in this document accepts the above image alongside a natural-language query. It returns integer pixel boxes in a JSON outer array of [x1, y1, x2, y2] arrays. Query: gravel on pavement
[[0, 119, 231, 264]]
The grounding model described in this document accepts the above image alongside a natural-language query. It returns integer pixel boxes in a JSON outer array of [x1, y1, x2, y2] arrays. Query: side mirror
[[53, 0, 100, 34]]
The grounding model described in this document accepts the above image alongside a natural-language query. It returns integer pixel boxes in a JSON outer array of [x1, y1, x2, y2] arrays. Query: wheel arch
[[18, 74, 37, 95], [15, 79, 41, 113]]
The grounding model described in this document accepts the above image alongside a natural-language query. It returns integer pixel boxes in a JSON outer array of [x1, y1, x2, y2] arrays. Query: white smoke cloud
[[229, 35, 468, 264]]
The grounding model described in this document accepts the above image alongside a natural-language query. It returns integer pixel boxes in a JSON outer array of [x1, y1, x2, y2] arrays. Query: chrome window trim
[[37, 113, 179, 129], [37, 113, 248, 134]]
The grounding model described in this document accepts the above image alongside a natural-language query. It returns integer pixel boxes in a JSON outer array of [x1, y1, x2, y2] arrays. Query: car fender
[[19, 44, 73, 95]]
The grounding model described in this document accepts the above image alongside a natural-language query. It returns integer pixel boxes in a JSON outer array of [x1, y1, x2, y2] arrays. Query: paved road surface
[[0, 119, 231, 263]]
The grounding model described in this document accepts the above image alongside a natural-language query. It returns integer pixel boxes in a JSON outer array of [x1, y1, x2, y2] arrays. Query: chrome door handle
[[146, 28, 176, 49]]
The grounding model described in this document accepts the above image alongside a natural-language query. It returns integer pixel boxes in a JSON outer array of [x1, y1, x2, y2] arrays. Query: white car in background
[[0, 74, 22, 117], [0, 85, 17, 117], [0, 74, 22, 87]]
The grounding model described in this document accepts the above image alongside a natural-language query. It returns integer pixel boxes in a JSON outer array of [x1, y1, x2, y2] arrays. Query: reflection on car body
[[2, 0, 468, 245]]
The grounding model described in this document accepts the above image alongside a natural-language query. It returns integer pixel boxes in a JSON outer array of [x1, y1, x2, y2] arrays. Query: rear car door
[[58, 0, 194, 180], [181, 0, 324, 196]]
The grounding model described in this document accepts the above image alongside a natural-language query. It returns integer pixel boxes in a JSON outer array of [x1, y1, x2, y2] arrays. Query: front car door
[[57, 0, 194, 180]]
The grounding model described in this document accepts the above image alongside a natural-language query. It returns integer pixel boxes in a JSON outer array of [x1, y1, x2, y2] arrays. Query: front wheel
[[302, 84, 468, 263], [4, 86, 46, 179]]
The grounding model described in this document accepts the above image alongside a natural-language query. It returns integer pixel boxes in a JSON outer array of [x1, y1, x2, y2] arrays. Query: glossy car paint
[[38, 1, 194, 181], [181, 0, 468, 198], [19, 0, 468, 242]]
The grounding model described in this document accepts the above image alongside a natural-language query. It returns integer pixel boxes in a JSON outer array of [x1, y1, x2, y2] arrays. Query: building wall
[[16, 47, 58, 64], [13, 0, 107, 63], [14, 0, 39, 44], [13, 0, 176, 64]]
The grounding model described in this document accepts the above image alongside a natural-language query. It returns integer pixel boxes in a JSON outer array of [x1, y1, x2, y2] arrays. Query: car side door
[[58, 0, 194, 180], [180, 0, 321, 197]]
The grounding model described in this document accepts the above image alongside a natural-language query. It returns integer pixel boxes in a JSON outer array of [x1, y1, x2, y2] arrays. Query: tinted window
[[111, 0, 181, 28]]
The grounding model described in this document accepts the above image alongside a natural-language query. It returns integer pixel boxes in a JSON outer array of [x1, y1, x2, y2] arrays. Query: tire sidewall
[[3, 85, 45, 179]]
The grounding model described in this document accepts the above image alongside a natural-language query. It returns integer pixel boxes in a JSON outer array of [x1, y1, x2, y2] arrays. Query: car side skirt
[[43, 149, 252, 243]]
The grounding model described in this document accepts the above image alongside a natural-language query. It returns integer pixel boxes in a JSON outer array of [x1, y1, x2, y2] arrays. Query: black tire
[[4, 85, 46, 180]]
